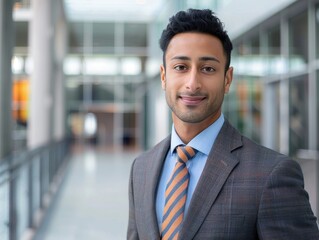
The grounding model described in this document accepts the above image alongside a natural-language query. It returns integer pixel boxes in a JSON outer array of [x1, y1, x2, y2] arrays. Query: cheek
[[205, 83, 225, 96], [163, 77, 175, 90]]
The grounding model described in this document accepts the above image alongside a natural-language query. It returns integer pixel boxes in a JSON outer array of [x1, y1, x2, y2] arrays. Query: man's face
[[160, 32, 233, 127]]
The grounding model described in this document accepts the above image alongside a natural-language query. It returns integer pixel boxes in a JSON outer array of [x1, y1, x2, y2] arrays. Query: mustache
[[178, 92, 207, 97]]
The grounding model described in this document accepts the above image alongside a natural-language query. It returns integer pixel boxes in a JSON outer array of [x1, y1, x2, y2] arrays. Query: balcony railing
[[0, 139, 70, 240]]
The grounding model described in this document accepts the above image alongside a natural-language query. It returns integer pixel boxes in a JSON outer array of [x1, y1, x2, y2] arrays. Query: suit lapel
[[179, 121, 242, 240], [143, 137, 170, 239]]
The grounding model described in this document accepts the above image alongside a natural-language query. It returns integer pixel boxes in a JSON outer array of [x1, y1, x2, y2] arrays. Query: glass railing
[[0, 139, 70, 240]]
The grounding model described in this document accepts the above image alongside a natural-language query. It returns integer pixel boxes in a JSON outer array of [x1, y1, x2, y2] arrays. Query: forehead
[[165, 32, 226, 63]]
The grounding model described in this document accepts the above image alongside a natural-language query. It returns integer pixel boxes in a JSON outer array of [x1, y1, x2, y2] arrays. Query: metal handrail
[[0, 138, 70, 240]]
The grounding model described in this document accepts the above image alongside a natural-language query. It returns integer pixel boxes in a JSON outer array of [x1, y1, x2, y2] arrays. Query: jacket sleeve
[[257, 158, 319, 239], [127, 159, 139, 240]]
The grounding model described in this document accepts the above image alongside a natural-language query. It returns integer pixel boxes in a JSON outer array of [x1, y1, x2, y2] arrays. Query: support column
[[53, 0, 67, 141], [114, 22, 124, 152], [0, 0, 14, 158], [28, 0, 54, 149]]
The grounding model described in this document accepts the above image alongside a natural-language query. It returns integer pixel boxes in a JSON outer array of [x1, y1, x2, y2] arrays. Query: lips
[[179, 95, 205, 105]]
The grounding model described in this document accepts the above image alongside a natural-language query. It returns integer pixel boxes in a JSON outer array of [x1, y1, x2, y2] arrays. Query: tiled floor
[[34, 145, 141, 240]]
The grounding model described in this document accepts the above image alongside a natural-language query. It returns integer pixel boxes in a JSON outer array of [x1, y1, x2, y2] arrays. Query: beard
[[165, 92, 224, 124]]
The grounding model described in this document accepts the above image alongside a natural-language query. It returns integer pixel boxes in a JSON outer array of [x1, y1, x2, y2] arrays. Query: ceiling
[[13, 0, 154, 58], [63, 0, 165, 22], [63, 0, 164, 56], [14, 0, 298, 57]]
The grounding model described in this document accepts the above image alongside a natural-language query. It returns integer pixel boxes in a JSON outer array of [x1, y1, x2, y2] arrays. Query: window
[[251, 36, 260, 55], [68, 22, 84, 53], [63, 56, 82, 75], [289, 75, 309, 156], [92, 22, 115, 54], [267, 27, 280, 55], [121, 57, 141, 75], [289, 12, 308, 72], [83, 57, 119, 75], [124, 23, 147, 47], [15, 21, 28, 47], [92, 83, 115, 102]]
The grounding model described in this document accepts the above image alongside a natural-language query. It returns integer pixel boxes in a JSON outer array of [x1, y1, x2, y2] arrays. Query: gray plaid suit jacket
[[127, 120, 319, 239]]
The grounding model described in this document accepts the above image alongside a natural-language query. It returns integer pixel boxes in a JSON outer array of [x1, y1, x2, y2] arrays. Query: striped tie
[[161, 145, 197, 240]]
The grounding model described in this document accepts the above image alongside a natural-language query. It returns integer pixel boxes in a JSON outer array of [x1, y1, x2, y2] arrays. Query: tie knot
[[176, 145, 197, 164]]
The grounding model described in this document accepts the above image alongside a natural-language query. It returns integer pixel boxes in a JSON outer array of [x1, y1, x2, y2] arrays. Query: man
[[127, 9, 319, 240]]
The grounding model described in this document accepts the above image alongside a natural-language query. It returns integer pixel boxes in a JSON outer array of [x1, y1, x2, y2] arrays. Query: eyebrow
[[171, 55, 220, 63]]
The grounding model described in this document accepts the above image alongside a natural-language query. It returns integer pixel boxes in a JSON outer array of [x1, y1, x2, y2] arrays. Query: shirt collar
[[170, 114, 225, 155]]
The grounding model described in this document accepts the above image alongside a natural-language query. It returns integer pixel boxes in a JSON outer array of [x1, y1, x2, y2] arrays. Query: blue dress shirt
[[155, 114, 225, 231]]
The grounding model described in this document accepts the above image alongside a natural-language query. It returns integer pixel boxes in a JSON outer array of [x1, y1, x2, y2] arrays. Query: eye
[[174, 65, 188, 71], [202, 66, 215, 73]]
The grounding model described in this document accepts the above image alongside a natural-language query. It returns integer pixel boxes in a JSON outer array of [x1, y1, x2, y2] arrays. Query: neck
[[173, 114, 221, 144]]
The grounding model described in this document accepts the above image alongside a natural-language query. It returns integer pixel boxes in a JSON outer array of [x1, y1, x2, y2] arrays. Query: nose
[[186, 69, 201, 92]]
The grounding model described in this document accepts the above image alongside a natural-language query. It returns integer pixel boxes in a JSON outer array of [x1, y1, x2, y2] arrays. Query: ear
[[224, 67, 233, 94], [160, 64, 166, 90]]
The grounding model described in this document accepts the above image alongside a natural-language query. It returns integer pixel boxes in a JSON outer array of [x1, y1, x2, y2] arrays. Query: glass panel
[[222, 83, 241, 132], [123, 82, 135, 103], [251, 36, 260, 55], [42, 153, 50, 193], [68, 22, 84, 52], [267, 27, 283, 75], [234, 76, 262, 142], [93, 22, 114, 48], [92, 83, 115, 102], [289, 12, 308, 72], [124, 23, 147, 47], [66, 80, 84, 102], [123, 112, 136, 147], [235, 79, 248, 134], [92, 22, 114, 54], [0, 181, 9, 240], [289, 75, 309, 156], [268, 27, 281, 55], [32, 156, 40, 214], [16, 166, 28, 240], [14, 21, 28, 47]]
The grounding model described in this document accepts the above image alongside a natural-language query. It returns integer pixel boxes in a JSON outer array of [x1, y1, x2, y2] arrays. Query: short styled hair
[[159, 9, 233, 71]]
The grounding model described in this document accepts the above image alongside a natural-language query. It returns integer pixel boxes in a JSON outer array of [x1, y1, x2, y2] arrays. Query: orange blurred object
[[12, 79, 29, 125]]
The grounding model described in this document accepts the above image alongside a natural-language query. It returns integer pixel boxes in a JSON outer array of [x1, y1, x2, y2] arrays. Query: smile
[[179, 95, 205, 106]]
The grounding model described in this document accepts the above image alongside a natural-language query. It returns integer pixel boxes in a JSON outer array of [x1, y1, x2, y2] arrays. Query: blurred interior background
[[1, 0, 319, 239]]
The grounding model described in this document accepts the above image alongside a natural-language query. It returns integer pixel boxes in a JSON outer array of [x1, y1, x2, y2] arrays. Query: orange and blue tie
[[161, 145, 197, 240]]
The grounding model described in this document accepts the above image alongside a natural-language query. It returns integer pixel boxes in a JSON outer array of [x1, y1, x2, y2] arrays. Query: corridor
[[33, 146, 140, 240]]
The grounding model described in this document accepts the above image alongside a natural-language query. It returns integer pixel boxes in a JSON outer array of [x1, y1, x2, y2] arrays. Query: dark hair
[[159, 9, 233, 71]]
